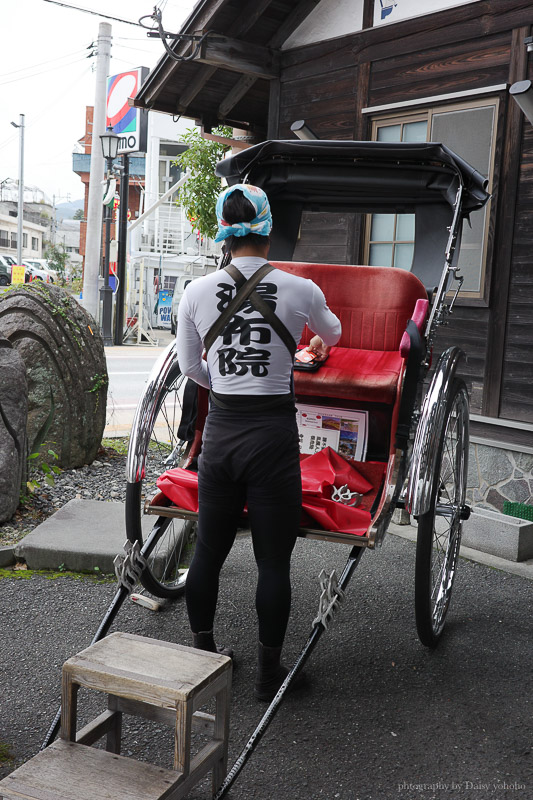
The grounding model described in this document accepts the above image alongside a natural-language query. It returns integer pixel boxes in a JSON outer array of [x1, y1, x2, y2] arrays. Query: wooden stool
[[0, 632, 232, 800]]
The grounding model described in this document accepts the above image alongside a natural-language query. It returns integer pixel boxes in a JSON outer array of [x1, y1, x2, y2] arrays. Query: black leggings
[[185, 405, 302, 648]]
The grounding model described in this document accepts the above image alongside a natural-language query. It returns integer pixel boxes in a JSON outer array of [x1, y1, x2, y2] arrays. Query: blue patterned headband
[[214, 183, 272, 243]]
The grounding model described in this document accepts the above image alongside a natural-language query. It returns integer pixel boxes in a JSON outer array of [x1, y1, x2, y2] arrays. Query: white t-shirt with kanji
[[177, 257, 341, 396]]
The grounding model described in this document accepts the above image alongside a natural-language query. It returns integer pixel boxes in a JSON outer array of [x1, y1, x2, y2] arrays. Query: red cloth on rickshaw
[[156, 448, 383, 536]]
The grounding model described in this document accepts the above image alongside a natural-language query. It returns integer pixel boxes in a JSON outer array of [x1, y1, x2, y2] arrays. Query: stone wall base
[[461, 507, 533, 562], [467, 442, 533, 512]]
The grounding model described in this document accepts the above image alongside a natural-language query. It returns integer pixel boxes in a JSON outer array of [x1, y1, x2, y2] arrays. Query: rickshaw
[[124, 139, 490, 657]]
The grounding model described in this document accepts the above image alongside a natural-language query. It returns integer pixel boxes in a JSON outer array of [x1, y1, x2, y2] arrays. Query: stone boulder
[[0, 283, 108, 469], [0, 337, 28, 522]]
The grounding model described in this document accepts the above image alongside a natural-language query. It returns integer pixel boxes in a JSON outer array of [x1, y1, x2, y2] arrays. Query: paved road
[[1, 534, 532, 799], [104, 329, 175, 437]]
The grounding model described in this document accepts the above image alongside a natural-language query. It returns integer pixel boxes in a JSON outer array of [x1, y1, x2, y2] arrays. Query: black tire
[[415, 378, 469, 647], [125, 360, 196, 599], [0, 275, 9, 286]]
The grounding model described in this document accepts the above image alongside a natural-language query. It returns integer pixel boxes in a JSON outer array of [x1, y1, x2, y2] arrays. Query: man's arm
[[176, 293, 210, 389], [306, 283, 342, 360]]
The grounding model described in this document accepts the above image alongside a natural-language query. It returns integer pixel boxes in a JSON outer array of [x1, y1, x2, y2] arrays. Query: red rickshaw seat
[[273, 262, 428, 405], [293, 346, 403, 404]]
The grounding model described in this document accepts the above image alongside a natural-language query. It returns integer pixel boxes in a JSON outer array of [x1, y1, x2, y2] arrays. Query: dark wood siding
[[500, 113, 533, 422], [276, 0, 533, 428], [292, 212, 361, 266], [367, 33, 510, 106], [279, 62, 359, 141]]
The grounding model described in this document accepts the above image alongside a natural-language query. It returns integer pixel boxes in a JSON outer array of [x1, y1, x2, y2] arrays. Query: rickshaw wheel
[[415, 378, 469, 648], [125, 353, 196, 599]]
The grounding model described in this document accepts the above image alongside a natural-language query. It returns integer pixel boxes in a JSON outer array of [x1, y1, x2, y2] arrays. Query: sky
[[0, 0, 198, 204]]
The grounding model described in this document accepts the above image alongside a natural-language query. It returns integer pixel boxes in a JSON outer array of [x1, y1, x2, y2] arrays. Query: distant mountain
[[55, 199, 84, 220]]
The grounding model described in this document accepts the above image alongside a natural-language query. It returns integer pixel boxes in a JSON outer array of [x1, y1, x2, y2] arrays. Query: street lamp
[[99, 126, 120, 346]]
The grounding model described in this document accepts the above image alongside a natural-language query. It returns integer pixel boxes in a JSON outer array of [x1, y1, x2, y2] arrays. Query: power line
[[0, 48, 87, 79], [0, 55, 88, 87], [40, 0, 152, 28]]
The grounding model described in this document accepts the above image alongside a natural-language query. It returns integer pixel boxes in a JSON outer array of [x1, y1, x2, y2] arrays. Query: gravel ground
[[0, 438, 145, 549]]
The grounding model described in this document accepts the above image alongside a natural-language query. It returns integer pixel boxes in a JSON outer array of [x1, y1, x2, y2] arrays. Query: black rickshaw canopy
[[216, 140, 491, 284]]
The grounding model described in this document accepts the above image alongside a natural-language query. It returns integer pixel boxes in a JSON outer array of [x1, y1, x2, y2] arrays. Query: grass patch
[[101, 436, 130, 456], [0, 741, 14, 764], [0, 566, 115, 583]]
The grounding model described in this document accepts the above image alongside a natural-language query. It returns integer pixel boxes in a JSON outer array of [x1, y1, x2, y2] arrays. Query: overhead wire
[[0, 55, 89, 87], [40, 0, 144, 27], [0, 48, 87, 79]]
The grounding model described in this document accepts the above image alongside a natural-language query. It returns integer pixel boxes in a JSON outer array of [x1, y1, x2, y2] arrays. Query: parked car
[[0, 255, 14, 286], [22, 259, 57, 283], [22, 261, 52, 283]]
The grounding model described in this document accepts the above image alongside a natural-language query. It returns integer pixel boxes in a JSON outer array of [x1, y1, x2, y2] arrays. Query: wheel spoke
[[416, 379, 469, 646], [125, 353, 197, 598]]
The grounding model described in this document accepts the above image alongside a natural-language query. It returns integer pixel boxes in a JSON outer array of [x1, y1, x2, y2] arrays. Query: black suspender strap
[[204, 263, 297, 358], [203, 263, 274, 354]]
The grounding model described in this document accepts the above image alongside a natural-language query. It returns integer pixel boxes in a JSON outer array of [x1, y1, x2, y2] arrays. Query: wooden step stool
[[0, 632, 232, 800]]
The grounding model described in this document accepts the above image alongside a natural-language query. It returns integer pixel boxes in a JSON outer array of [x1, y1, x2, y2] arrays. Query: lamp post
[[99, 126, 120, 346]]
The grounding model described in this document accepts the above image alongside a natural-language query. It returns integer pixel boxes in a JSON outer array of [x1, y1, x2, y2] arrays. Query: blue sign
[[157, 290, 173, 329]]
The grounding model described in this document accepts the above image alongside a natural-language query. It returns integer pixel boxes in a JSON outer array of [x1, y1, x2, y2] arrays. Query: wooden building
[[135, 0, 533, 512]]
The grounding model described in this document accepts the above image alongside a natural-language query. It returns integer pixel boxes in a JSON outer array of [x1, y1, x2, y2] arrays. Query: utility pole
[[82, 22, 111, 319], [11, 114, 24, 265]]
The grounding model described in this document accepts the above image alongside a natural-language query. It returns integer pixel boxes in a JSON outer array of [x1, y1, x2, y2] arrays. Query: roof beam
[[214, 0, 322, 122], [218, 74, 258, 118], [269, 0, 322, 48], [196, 35, 279, 79], [177, 67, 218, 114], [176, 0, 275, 113]]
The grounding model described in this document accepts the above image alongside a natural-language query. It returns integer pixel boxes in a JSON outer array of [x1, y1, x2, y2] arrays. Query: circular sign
[[107, 71, 138, 133]]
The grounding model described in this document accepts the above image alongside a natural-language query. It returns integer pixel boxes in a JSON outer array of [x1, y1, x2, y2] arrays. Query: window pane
[[396, 213, 415, 240], [402, 120, 427, 142], [160, 143, 187, 158], [159, 159, 168, 196], [431, 105, 495, 292], [370, 213, 395, 241], [457, 209, 485, 292], [377, 124, 401, 142], [431, 106, 494, 175], [393, 243, 414, 270], [369, 242, 393, 267]]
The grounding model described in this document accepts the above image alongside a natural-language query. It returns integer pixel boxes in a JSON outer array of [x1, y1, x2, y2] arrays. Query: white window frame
[[364, 95, 499, 300]]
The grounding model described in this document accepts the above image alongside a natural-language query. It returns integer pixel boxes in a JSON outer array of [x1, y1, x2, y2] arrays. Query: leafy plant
[[44, 242, 69, 284], [27, 448, 61, 492], [26, 388, 62, 493], [174, 126, 233, 239]]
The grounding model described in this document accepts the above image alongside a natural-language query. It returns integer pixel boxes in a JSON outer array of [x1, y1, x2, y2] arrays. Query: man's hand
[[307, 335, 331, 362]]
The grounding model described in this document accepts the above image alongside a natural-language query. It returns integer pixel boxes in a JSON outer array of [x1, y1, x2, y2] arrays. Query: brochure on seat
[[296, 404, 369, 461]]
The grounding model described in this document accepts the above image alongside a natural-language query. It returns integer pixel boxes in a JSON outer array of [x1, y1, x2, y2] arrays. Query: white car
[[22, 260, 53, 283]]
